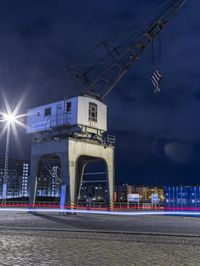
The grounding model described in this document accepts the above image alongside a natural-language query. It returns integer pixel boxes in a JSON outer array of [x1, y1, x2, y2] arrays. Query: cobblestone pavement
[[0, 231, 199, 266], [0, 212, 199, 265]]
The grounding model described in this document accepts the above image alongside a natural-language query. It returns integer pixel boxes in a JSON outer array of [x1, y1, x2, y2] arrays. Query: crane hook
[[151, 70, 162, 94]]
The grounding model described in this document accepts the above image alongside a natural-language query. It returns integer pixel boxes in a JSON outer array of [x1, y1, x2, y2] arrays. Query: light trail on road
[[0, 208, 199, 216]]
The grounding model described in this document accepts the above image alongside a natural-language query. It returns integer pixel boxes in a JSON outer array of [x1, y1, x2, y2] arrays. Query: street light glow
[[2, 113, 17, 124], [0, 103, 26, 136], [0, 110, 25, 137]]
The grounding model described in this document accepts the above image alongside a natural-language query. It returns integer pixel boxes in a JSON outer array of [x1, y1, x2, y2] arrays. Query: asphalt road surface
[[0, 211, 199, 265]]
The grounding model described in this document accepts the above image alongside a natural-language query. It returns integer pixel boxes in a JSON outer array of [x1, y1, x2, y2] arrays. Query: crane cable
[[67, 0, 173, 68]]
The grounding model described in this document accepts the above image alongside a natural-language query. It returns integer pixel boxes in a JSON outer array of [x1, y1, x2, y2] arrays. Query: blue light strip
[[0, 208, 199, 216]]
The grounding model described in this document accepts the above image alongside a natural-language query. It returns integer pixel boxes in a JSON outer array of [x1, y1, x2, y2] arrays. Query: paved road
[[0, 211, 199, 265], [0, 211, 199, 235]]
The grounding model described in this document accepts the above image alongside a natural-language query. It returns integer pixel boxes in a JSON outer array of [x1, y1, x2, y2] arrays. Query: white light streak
[[0, 208, 199, 216]]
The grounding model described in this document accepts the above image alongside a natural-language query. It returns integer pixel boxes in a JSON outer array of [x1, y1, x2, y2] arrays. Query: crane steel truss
[[68, 0, 186, 100]]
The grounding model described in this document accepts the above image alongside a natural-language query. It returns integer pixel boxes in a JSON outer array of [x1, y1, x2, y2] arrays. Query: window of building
[[67, 102, 71, 112], [44, 107, 51, 116], [89, 102, 97, 122]]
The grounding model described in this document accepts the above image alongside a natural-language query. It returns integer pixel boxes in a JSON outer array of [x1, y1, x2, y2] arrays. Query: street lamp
[[1, 113, 18, 204], [0, 95, 26, 204]]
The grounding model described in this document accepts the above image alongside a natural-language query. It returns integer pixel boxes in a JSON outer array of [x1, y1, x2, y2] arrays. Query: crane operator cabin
[[27, 96, 107, 140]]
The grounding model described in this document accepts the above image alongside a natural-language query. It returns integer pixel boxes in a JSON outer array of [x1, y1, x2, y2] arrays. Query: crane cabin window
[[89, 102, 97, 122], [44, 107, 51, 116], [67, 102, 71, 112]]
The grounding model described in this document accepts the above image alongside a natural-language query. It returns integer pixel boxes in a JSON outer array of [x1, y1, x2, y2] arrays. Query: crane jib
[[69, 0, 186, 100]]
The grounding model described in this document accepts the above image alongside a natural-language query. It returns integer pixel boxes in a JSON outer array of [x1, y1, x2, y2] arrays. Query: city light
[[0, 109, 25, 131], [2, 113, 17, 123]]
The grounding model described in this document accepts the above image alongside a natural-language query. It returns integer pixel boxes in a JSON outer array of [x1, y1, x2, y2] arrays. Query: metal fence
[[0, 201, 164, 210]]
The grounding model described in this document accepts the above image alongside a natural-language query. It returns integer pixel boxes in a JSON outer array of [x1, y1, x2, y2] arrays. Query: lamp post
[[0, 96, 25, 204], [1, 113, 17, 204]]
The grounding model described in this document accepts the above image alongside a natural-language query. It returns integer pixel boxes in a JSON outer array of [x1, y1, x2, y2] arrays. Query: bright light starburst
[[2, 113, 18, 124], [0, 94, 27, 143]]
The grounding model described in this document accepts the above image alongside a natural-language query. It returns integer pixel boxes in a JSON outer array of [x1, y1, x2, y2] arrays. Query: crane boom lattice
[[69, 0, 186, 100]]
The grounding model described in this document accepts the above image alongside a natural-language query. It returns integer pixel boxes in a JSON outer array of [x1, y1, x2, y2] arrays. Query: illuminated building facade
[[115, 184, 164, 202], [78, 183, 164, 203], [0, 158, 30, 198], [79, 183, 108, 202]]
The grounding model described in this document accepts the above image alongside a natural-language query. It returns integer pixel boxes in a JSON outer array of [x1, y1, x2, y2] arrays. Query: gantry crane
[[27, 0, 187, 209], [68, 0, 186, 100]]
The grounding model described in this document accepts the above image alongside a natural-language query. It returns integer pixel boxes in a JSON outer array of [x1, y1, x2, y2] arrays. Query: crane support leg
[[29, 137, 115, 211]]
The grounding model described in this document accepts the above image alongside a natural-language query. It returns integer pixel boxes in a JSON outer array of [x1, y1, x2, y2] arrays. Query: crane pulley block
[[151, 70, 162, 94]]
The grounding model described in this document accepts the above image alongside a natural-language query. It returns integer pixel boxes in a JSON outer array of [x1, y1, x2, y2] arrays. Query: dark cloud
[[19, 17, 51, 37]]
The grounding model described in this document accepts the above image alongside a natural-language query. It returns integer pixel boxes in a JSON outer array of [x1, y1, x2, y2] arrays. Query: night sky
[[0, 0, 199, 186]]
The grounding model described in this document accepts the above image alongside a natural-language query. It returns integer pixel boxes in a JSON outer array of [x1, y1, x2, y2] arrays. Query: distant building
[[134, 186, 164, 202], [115, 184, 130, 201], [0, 158, 30, 198], [79, 183, 107, 202], [21, 162, 30, 197], [37, 165, 60, 197], [0, 158, 164, 203], [78, 183, 164, 203], [115, 184, 164, 202], [51, 166, 60, 197]]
